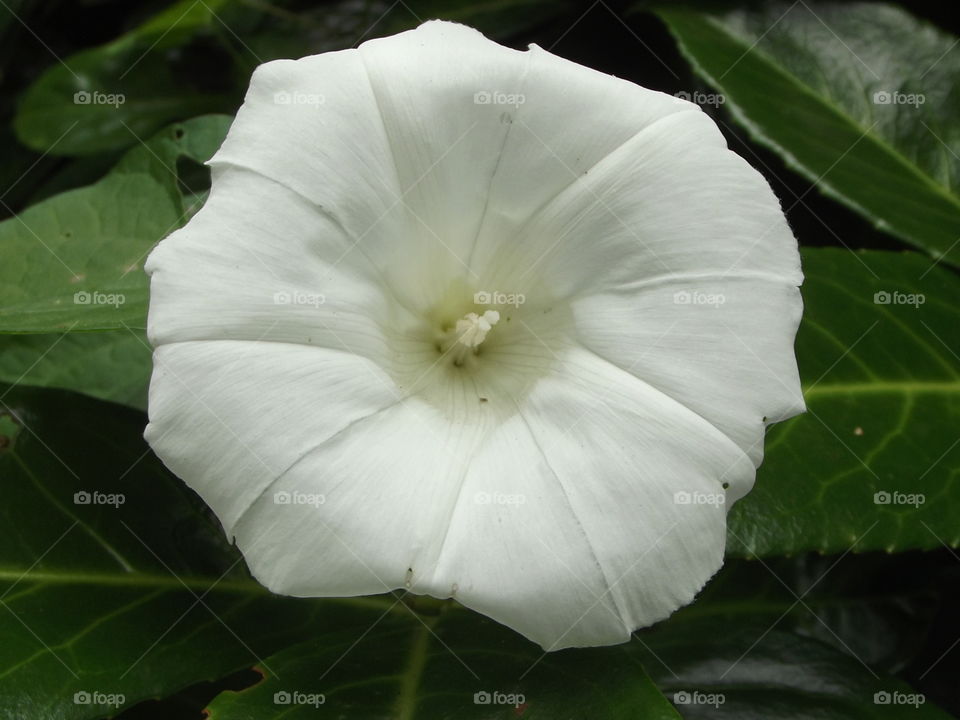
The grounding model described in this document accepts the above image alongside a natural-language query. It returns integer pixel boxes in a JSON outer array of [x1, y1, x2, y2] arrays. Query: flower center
[[381, 280, 572, 418], [441, 310, 500, 367]]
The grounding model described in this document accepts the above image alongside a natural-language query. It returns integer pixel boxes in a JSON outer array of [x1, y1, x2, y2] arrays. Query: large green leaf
[[638, 553, 952, 717], [729, 248, 960, 556], [674, 554, 939, 675], [655, 3, 960, 267], [0, 385, 393, 720], [206, 609, 680, 720], [637, 615, 951, 719], [0, 114, 231, 333], [206, 553, 949, 719], [0, 331, 151, 409], [12, 0, 233, 156]]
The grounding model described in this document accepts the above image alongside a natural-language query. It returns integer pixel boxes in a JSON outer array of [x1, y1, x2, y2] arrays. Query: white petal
[[173, 340, 751, 649], [206, 22, 705, 312], [209, 44, 405, 262], [144, 340, 401, 536], [430, 345, 753, 648], [210, 21, 527, 312], [228, 395, 492, 596], [483, 109, 802, 296], [466, 44, 701, 282], [478, 109, 804, 460], [573, 279, 803, 465], [146, 166, 428, 370], [356, 21, 528, 287]]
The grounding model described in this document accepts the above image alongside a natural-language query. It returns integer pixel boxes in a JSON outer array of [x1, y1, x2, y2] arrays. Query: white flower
[[144, 20, 803, 650]]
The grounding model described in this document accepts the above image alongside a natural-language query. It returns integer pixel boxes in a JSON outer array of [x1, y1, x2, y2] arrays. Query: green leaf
[[675, 555, 938, 675], [0, 385, 393, 720], [13, 0, 234, 156], [655, 3, 960, 267], [637, 614, 952, 719], [206, 554, 946, 719], [206, 607, 679, 720], [0, 114, 231, 333], [728, 248, 960, 556], [0, 330, 151, 409]]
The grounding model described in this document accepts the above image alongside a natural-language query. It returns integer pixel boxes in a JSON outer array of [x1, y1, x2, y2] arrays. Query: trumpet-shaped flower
[[145, 20, 804, 650]]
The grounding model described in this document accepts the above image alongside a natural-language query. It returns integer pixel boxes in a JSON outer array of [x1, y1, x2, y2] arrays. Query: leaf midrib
[[0, 568, 395, 611], [0, 568, 264, 592], [802, 380, 960, 397], [394, 617, 437, 720], [663, 9, 960, 214]]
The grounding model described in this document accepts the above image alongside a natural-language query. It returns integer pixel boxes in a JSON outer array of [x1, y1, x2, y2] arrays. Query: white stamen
[[455, 310, 500, 348]]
